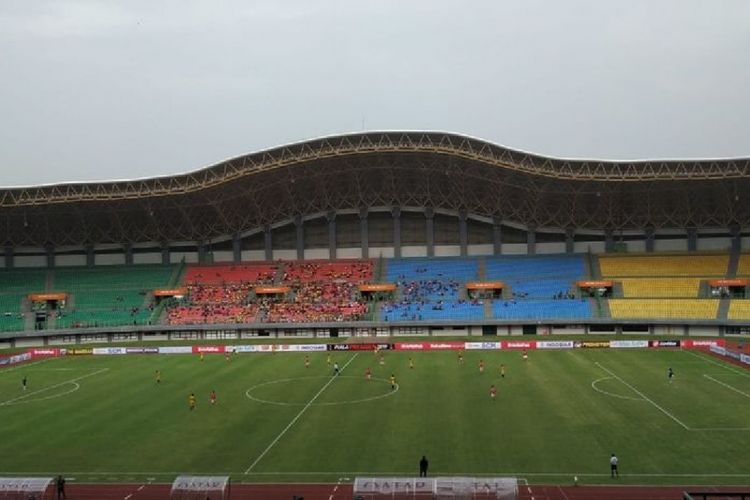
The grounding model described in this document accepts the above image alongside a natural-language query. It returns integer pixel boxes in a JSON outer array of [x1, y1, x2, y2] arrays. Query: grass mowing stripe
[[595, 362, 689, 430], [243, 354, 358, 474], [703, 374, 750, 399], [0, 368, 108, 406]]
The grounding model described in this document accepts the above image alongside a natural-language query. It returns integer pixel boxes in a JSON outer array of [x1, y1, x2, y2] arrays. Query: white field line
[[244, 354, 359, 474], [703, 374, 750, 399], [684, 349, 750, 378], [595, 362, 690, 430], [0, 368, 108, 406], [590, 377, 643, 401]]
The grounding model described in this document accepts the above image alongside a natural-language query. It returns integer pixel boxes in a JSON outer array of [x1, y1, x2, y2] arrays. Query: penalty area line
[[0, 368, 109, 406], [243, 353, 359, 474], [703, 374, 750, 400]]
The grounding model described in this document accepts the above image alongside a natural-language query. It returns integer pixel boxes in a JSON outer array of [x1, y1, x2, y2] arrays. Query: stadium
[[1, 131, 750, 500]]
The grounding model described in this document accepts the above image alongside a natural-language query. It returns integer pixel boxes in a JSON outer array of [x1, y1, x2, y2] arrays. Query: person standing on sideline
[[419, 455, 429, 477], [668, 367, 674, 383], [610, 453, 619, 478], [22, 376, 27, 391], [333, 361, 340, 376], [56, 475, 66, 499]]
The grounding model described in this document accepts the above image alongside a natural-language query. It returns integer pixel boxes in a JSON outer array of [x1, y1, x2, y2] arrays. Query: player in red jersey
[[210, 390, 217, 405], [365, 367, 372, 381], [479, 359, 485, 373], [490, 385, 497, 400], [522, 350, 528, 361]]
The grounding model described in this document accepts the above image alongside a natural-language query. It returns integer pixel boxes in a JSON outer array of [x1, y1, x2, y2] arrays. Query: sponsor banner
[[231, 345, 258, 353], [297, 344, 328, 352], [159, 346, 193, 354], [576, 341, 611, 349], [710, 345, 727, 356], [329, 343, 391, 352], [394, 342, 464, 351], [92, 347, 128, 355], [27, 348, 62, 357], [650, 340, 681, 348], [726, 349, 741, 361], [502, 341, 536, 350], [67, 348, 93, 355], [395, 343, 424, 351], [741, 354, 750, 366], [536, 341, 574, 350], [684, 339, 725, 348], [125, 347, 159, 354], [192, 345, 226, 354], [0, 352, 31, 367], [464, 342, 502, 350], [610, 340, 649, 349]]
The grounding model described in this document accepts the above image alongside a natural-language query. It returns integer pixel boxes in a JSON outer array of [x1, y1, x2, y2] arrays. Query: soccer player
[[188, 393, 196, 411], [365, 367, 372, 381], [610, 453, 619, 478], [409, 357, 414, 370], [479, 359, 485, 373], [326, 353, 332, 366], [200, 352, 204, 362], [155, 370, 161, 384], [333, 361, 340, 376], [668, 367, 674, 383], [224, 352, 231, 362], [304, 355, 310, 368], [379, 354, 385, 366], [490, 384, 497, 400], [22, 376, 27, 391], [210, 390, 217, 405], [522, 350, 528, 361], [458, 350, 464, 364], [390, 374, 397, 390], [500, 364, 506, 378]]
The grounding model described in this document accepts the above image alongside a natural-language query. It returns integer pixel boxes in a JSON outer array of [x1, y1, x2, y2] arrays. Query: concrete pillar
[[392, 207, 402, 258], [124, 243, 133, 266], [687, 227, 697, 252], [86, 244, 95, 267], [45, 244, 55, 268], [161, 242, 170, 265], [295, 216, 305, 260], [731, 225, 742, 254], [359, 208, 369, 259], [527, 227, 536, 255], [492, 218, 502, 255], [645, 227, 655, 253], [232, 234, 242, 263], [459, 210, 468, 257], [565, 228, 575, 254], [196, 242, 207, 264], [264, 225, 273, 261], [425, 208, 435, 257], [327, 211, 337, 260], [605, 229, 615, 253]]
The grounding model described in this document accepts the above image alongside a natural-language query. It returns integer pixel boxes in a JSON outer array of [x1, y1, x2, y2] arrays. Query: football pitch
[[0, 347, 748, 485]]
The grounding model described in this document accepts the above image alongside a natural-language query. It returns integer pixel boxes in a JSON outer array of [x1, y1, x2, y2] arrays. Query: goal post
[[353, 477, 518, 500], [0, 477, 54, 500], [170, 475, 230, 500]]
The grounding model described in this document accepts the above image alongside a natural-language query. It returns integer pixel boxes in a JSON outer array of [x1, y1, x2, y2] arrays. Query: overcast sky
[[1, 0, 749, 187]]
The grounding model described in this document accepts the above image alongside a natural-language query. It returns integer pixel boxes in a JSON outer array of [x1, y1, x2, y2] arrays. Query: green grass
[[0, 349, 748, 485]]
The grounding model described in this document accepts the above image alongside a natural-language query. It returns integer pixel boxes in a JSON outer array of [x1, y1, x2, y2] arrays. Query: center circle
[[245, 375, 398, 406]]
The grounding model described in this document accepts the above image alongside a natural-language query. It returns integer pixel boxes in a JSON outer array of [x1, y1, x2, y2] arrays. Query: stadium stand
[[0, 269, 47, 331], [54, 265, 174, 328], [599, 254, 729, 277], [492, 299, 591, 320], [728, 300, 750, 320], [737, 254, 750, 276], [485, 254, 585, 298], [608, 299, 719, 319], [620, 278, 702, 298]]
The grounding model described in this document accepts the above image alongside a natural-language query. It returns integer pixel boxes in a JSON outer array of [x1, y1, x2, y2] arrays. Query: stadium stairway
[[728, 248, 740, 278], [477, 257, 487, 280], [598, 297, 611, 319], [588, 252, 601, 279], [483, 299, 492, 319], [718, 297, 731, 320], [45, 268, 55, 291]]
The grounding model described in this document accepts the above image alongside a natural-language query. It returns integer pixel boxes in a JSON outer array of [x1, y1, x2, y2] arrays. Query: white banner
[[610, 340, 649, 349], [536, 341, 574, 349], [92, 347, 128, 355], [231, 345, 258, 353], [158, 346, 193, 354], [741, 354, 750, 366], [710, 345, 727, 356], [464, 342, 502, 350]]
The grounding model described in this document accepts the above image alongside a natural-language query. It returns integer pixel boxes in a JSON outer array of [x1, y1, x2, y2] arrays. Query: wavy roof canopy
[[1, 131, 748, 246]]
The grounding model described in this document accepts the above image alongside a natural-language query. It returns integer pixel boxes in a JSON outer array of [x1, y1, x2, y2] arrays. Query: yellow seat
[[600, 255, 728, 277], [728, 300, 750, 320], [609, 299, 718, 319], [620, 278, 702, 298]]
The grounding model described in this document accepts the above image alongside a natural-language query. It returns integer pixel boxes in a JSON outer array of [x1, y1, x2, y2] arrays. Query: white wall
[[95, 253, 126, 266], [241, 250, 265, 262], [502, 243, 527, 255], [370, 247, 395, 258], [468, 244, 493, 256], [654, 239, 688, 252], [697, 237, 731, 251], [575, 241, 605, 253], [133, 253, 163, 265], [56, 254, 86, 267], [536, 242, 566, 254], [211, 251, 234, 263], [15, 255, 46, 267], [435, 245, 461, 257], [402, 246, 427, 257], [302, 249, 328, 260], [170, 252, 198, 264], [626, 240, 646, 252], [337, 247, 363, 259]]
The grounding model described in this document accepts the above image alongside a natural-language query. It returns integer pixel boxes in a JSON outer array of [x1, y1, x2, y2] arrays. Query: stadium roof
[[1, 131, 748, 246]]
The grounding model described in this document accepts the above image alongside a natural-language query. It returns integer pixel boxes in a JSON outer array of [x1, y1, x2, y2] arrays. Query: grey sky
[[1, 0, 749, 187]]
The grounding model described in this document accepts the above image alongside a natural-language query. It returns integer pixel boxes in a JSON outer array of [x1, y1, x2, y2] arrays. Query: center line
[[595, 362, 689, 430], [244, 353, 358, 474]]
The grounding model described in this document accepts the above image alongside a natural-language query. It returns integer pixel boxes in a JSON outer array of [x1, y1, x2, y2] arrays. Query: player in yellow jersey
[[188, 393, 196, 410], [500, 364, 506, 378], [409, 357, 414, 370], [390, 374, 396, 390], [155, 370, 161, 384]]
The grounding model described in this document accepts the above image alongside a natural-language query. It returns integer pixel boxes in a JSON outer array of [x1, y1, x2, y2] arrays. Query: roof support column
[[645, 227, 655, 253], [392, 207, 402, 259], [3, 245, 12, 269], [604, 229, 615, 253], [425, 208, 435, 257], [492, 218, 502, 255], [124, 243, 133, 266], [264, 225, 273, 261], [232, 234, 242, 263], [45, 243, 55, 268], [687, 227, 697, 252], [327, 211, 337, 260], [731, 224, 742, 254], [197, 241, 208, 264], [565, 228, 575, 254], [161, 242, 170, 265], [295, 216, 305, 261], [527, 226, 536, 255], [86, 244, 95, 267], [359, 208, 369, 259], [459, 210, 468, 257]]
